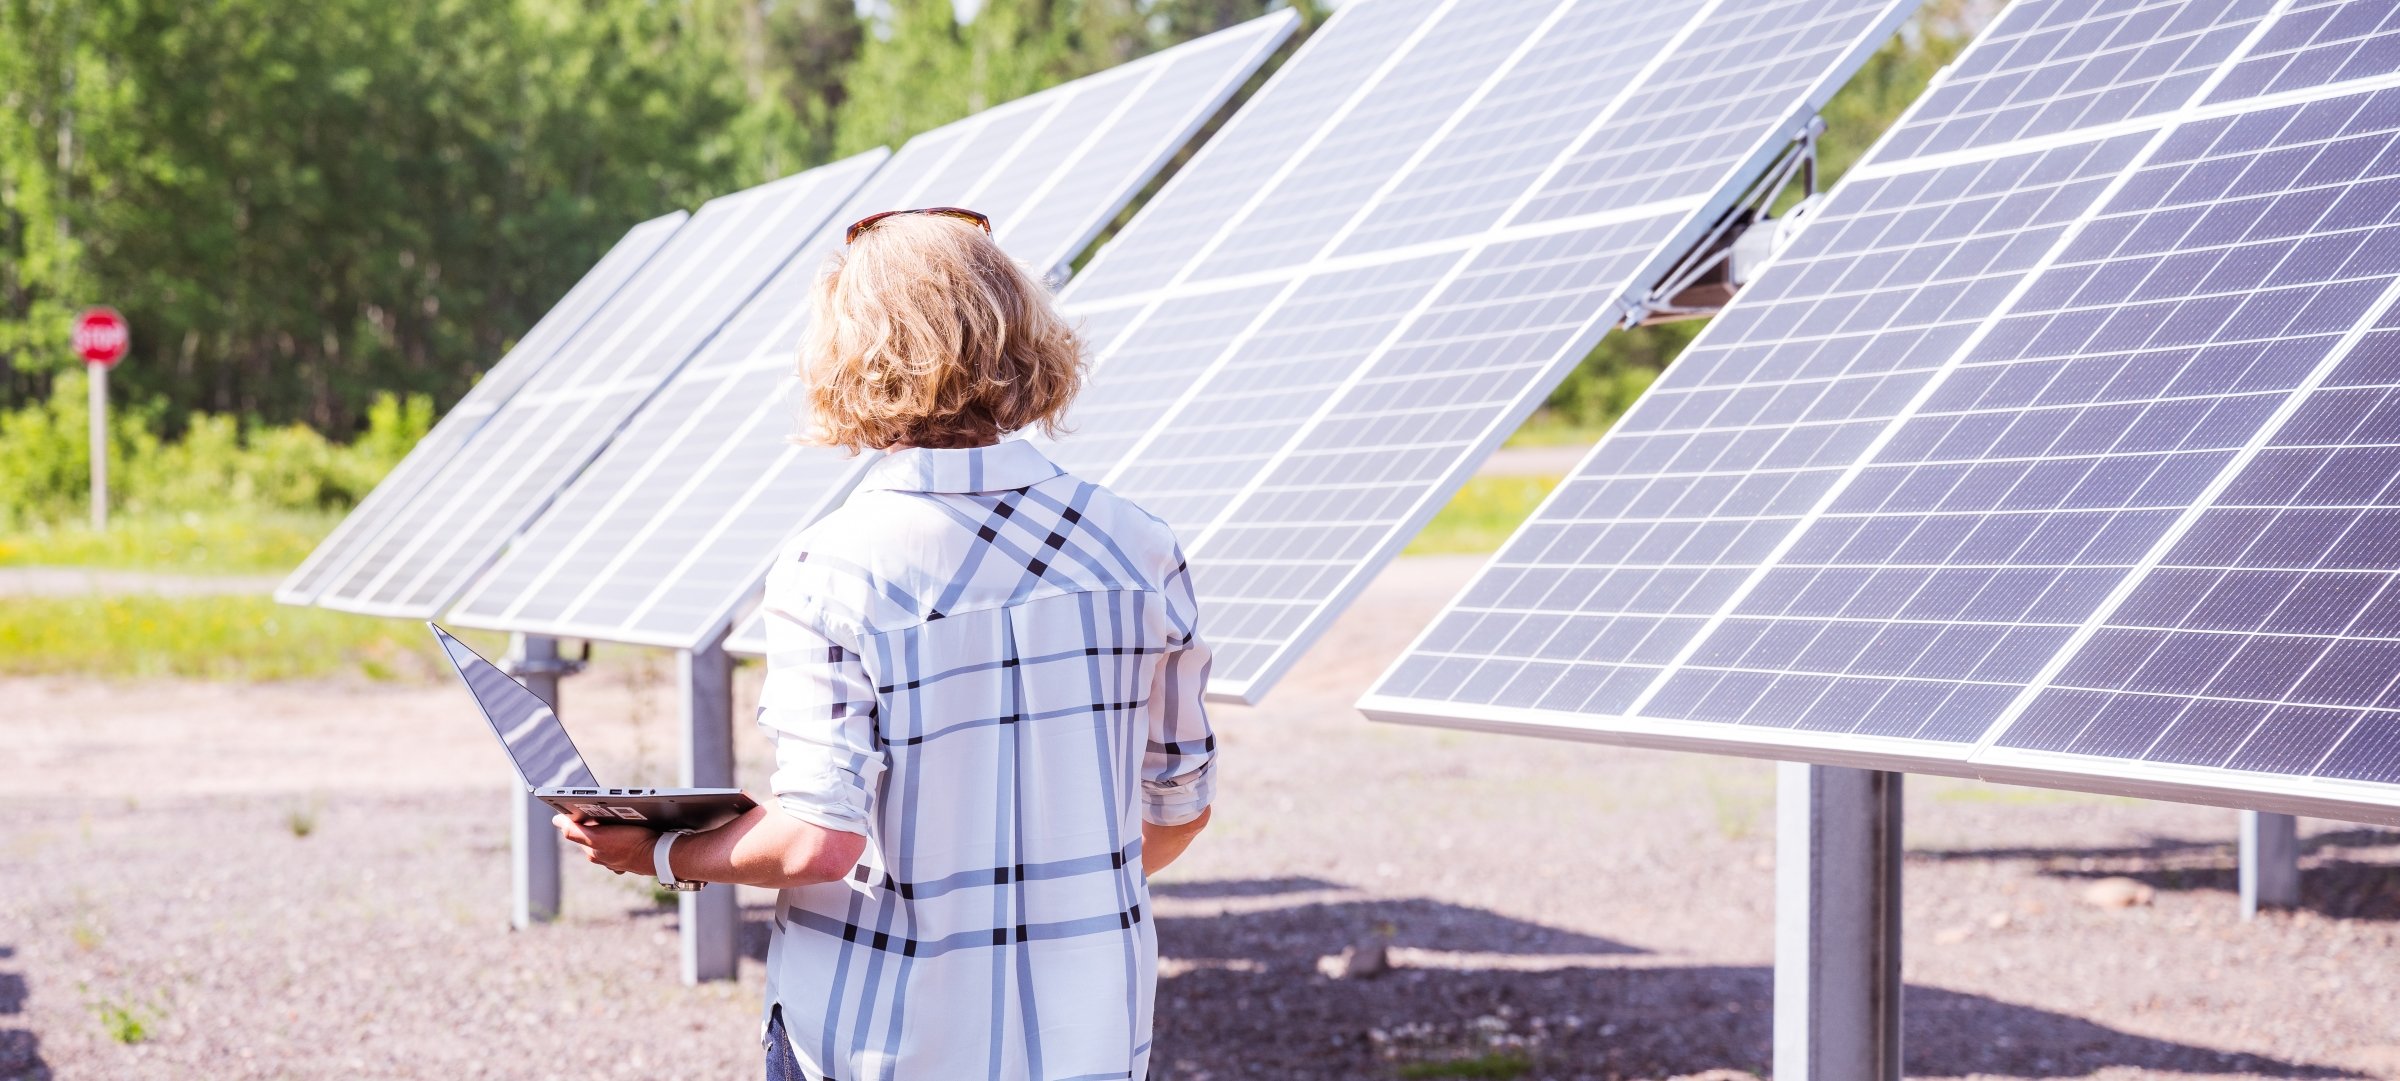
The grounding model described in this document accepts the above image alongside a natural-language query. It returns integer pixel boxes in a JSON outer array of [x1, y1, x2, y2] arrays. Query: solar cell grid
[[1371, 0, 2400, 819], [1519, 0, 1899, 222], [1879, 0, 2276, 160], [444, 14, 1296, 649], [1643, 88, 2400, 742], [2209, 0, 2400, 104], [1369, 135, 2144, 727], [1993, 92, 2400, 784], [1066, 0, 1443, 305], [996, 29, 1287, 274], [1185, 0, 1567, 281], [1044, 284, 1291, 479], [274, 212, 687, 605], [1103, 252, 1466, 536], [1175, 0, 1926, 696], [1052, 0, 1918, 699], [1330, 0, 1706, 254], [312, 155, 885, 617], [1191, 214, 1686, 688]]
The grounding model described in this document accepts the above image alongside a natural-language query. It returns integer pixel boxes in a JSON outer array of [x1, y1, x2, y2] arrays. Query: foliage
[[1396, 1053, 1534, 1080], [0, 0, 859, 432], [0, 592, 466, 680], [0, 367, 426, 529], [0, 0, 1299, 434], [90, 996, 151, 1045]]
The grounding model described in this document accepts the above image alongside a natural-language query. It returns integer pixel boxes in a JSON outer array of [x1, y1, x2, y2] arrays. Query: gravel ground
[[5, 555, 2400, 1080]]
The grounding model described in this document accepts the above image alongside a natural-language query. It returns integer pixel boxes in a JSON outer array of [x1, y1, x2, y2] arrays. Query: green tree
[[835, 0, 1312, 158], [0, 0, 840, 433], [0, 0, 100, 407], [835, 0, 975, 156]]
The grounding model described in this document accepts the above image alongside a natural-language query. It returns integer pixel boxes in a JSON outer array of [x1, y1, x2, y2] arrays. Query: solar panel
[[273, 211, 688, 606], [306, 152, 887, 618], [1040, 0, 1924, 701], [1366, 0, 2400, 822], [443, 13, 1298, 649]]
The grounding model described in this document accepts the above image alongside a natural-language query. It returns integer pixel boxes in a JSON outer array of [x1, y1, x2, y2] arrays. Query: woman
[[558, 206, 1216, 1080]]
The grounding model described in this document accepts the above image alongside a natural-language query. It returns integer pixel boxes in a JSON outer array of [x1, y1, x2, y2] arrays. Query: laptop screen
[[429, 624, 601, 790]]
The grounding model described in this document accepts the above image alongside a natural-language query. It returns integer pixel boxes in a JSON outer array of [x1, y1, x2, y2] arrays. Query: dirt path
[[4, 555, 2399, 1080]]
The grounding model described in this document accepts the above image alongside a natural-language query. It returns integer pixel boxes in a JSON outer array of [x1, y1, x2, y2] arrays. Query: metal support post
[[505, 634, 567, 928], [1775, 763, 1902, 1081], [88, 364, 109, 530], [2239, 810, 2301, 919], [681, 633, 740, 983]]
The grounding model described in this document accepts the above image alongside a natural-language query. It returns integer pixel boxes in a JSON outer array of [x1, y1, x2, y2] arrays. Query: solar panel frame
[[1364, 0, 2400, 823], [1355, 1, 2299, 749], [1185, 2, 1936, 702], [1041, 0, 1924, 702], [444, 13, 1298, 649], [307, 152, 888, 618], [273, 211, 689, 606]]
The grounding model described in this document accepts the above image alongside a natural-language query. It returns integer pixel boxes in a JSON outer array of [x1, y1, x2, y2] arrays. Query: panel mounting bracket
[[1629, 114, 1829, 326], [501, 640, 590, 680]]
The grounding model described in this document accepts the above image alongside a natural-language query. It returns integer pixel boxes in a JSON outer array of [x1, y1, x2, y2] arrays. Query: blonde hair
[[800, 214, 1083, 451]]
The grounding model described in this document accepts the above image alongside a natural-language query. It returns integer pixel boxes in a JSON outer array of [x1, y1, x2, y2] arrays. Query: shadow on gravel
[[0, 945, 49, 1081], [1141, 886, 2356, 1080], [1151, 877, 1345, 900], [1912, 827, 2400, 921], [718, 890, 2353, 1079], [1159, 895, 1643, 959]]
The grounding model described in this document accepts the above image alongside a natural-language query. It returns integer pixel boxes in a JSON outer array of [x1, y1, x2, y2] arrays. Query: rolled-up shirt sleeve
[[1142, 552, 1216, 827], [755, 585, 884, 836]]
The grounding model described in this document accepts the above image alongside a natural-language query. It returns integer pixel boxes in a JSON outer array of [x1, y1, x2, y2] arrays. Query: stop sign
[[73, 307, 128, 367]]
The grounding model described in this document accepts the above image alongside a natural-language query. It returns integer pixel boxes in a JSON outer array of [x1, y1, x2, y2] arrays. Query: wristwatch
[[654, 830, 703, 892]]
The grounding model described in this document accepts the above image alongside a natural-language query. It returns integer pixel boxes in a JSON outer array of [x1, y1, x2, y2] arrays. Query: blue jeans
[[765, 1006, 805, 1081]]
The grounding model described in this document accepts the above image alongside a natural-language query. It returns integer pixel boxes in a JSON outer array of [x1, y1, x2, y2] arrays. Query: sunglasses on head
[[844, 207, 993, 245]]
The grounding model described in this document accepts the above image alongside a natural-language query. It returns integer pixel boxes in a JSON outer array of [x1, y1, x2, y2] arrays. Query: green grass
[[1396, 1053, 1533, 1080], [1405, 475, 1563, 556], [0, 509, 337, 574], [0, 593, 478, 681], [89, 997, 153, 1044]]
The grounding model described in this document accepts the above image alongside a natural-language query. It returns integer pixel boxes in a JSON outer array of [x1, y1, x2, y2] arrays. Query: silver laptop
[[430, 623, 753, 831]]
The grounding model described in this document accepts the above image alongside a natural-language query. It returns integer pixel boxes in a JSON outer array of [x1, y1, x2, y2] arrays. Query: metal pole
[[2239, 810, 2301, 919], [507, 633, 566, 928], [88, 364, 107, 530], [1774, 763, 1903, 1081], [680, 633, 740, 984]]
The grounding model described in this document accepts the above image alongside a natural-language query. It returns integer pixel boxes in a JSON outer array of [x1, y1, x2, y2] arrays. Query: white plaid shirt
[[755, 438, 1215, 1081]]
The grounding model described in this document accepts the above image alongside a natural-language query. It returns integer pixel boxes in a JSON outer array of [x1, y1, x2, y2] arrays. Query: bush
[[0, 370, 428, 530]]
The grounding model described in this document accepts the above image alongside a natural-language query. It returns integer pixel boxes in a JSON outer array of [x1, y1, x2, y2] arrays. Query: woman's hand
[[555, 814, 658, 877]]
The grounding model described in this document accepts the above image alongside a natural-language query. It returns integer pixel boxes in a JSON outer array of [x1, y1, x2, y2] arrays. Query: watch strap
[[654, 830, 701, 891]]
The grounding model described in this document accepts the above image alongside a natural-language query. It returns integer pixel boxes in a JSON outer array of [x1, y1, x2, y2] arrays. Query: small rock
[[1985, 911, 2012, 930], [2082, 877, 2155, 909], [1317, 938, 1390, 980], [1934, 925, 1971, 945]]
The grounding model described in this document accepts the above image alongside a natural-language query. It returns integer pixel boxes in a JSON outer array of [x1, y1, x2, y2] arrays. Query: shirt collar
[[855, 439, 1065, 495]]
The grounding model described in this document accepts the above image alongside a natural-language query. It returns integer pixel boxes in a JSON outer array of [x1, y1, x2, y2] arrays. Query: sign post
[[72, 307, 128, 530]]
